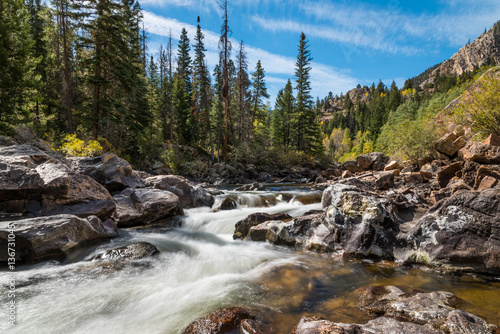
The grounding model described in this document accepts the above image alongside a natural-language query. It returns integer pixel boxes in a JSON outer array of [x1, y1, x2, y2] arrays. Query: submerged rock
[[292, 316, 438, 334], [90, 241, 159, 261], [355, 285, 496, 333], [293, 285, 497, 334], [0, 214, 118, 262], [183, 307, 255, 334]]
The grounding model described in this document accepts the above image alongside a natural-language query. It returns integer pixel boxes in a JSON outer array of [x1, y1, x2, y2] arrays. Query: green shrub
[[454, 68, 500, 138]]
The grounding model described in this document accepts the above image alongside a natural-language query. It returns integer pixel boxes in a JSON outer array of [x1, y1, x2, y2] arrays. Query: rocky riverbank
[[1, 131, 499, 333], [235, 132, 500, 276]]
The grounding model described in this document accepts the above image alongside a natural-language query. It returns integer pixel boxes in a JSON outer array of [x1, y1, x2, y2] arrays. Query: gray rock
[[404, 189, 500, 274], [292, 316, 438, 334], [355, 285, 496, 333], [356, 152, 390, 171], [459, 141, 500, 164], [0, 148, 116, 220], [113, 188, 182, 227], [321, 184, 400, 259], [145, 175, 214, 208], [234, 212, 292, 240], [90, 242, 159, 261], [0, 214, 118, 262], [69, 153, 144, 192]]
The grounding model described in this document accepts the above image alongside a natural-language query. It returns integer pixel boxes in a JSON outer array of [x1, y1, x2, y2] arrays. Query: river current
[[1, 185, 499, 333]]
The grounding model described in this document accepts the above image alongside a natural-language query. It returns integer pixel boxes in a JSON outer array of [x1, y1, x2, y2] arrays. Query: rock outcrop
[[0, 145, 116, 220], [420, 24, 500, 89], [403, 188, 500, 274], [0, 214, 118, 262]]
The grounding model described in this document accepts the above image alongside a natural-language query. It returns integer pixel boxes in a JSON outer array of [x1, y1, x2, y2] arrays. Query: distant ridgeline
[[318, 20, 500, 162]]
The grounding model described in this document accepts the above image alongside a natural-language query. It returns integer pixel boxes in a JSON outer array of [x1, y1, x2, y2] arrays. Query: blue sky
[[139, 0, 500, 103]]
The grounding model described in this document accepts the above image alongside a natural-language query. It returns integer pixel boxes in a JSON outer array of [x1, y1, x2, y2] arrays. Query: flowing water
[[1, 185, 500, 333]]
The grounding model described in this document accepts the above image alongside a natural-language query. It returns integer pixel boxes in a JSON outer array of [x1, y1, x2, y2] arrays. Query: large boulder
[[437, 161, 463, 188], [435, 132, 466, 157], [183, 307, 255, 334], [404, 189, 500, 274], [0, 214, 118, 262], [247, 213, 332, 252], [113, 188, 182, 227], [69, 153, 144, 192], [234, 212, 292, 240], [0, 147, 116, 220], [459, 141, 500, 164], [145, 175, 214, 208], [40, 173, 116, 219], [321, 184, 400, 259], [356, 152, 390, 171]]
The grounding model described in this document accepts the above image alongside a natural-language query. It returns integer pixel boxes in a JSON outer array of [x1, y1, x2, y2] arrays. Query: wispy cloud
[[251, 15, 420, 55], [251, 0, 500, 55]]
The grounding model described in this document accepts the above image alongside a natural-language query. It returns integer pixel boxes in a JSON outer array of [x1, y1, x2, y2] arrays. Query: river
[[1, 185, 500, 333]]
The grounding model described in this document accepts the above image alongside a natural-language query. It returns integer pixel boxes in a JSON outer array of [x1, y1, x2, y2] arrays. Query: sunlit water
[[1, 186, 499, 333]]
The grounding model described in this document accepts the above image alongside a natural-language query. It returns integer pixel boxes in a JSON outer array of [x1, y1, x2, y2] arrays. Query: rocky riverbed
[[1, 132, 499, 333]]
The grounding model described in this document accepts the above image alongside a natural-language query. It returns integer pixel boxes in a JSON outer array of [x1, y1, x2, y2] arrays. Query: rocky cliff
[[420, 22, 500, 88]]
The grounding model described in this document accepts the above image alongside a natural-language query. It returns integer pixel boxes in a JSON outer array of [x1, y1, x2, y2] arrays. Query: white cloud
[[251, 15, 420, 55], [250, 0, 500, 54]]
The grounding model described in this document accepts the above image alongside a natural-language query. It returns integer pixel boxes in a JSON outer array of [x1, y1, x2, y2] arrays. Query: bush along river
[[1, 145, 500, 333], [2, 184, 500, 333]]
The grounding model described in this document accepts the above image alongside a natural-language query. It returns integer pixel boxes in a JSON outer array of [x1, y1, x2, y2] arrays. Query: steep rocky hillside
[[420, 21, 500, 88]]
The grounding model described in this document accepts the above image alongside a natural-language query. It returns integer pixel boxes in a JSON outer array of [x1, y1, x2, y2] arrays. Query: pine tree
[[218, 0, 231, 162], [0, 0, 36, 133], [192, 17, 213, 155], [294, 32, 322, 154], [251, 60, 269, 134], [212, 64, 225, 160], [175, 27, 193, 145], [271, 79, 295, 151], [234, 40, 251, 146], [388, 81, 402, 112], [26, 0, 46, 130]]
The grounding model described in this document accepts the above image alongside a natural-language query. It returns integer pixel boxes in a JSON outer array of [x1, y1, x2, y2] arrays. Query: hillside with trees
[[0, 0, 324, 174]]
